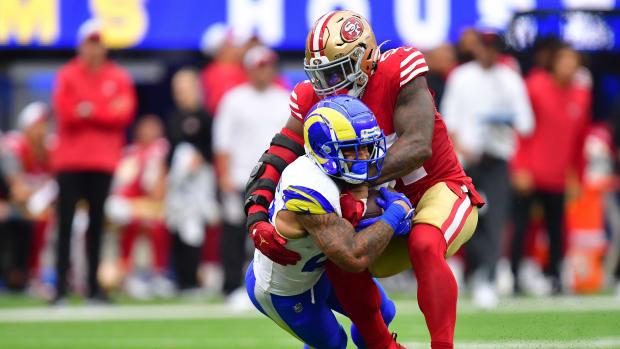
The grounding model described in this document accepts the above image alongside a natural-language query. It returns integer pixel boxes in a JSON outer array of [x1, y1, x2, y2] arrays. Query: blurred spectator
[[441, 30, 534, 309], [613, 105, 620, 297], [166, 68, 219, 292], [0, 102, 56, 291], [531, 37, 562, 74], [529, 37, 592, 90], [457, 27, 521, 72], [200, 24, 250, 116], [213, 46, 289, 307], [105, 114, 173, 299], [51, 20, 136, 303], [456, 27, 478, 64], [425, 43, 457, 109], [510, 43, 591, 295], [167, 69, 213, 163]]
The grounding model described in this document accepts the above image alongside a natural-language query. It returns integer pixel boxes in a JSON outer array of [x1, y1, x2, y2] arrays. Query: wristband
[[379, 203, 408, 232]]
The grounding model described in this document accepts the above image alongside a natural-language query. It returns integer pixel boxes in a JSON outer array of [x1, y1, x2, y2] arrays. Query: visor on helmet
[[304, 47, 366, 99]]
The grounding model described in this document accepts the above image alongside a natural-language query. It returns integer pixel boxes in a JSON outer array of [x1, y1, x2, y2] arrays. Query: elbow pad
[[245, 128, 304, 230]]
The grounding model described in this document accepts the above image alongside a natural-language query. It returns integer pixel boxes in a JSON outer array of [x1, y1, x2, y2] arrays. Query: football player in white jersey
[[245, 95, 412, 349]]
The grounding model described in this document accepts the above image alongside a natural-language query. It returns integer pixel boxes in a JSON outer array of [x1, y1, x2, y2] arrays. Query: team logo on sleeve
[[340, 17, 363, 42]]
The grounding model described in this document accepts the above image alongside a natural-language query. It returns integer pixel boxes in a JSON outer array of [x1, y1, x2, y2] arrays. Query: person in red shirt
[[244, 10, 484, 349], [0, 102, 55, 291], [51, 20, 137, 304], [105, 115, 171, 299], [199, 24, 249, 116], [510, 42, 591, 294]]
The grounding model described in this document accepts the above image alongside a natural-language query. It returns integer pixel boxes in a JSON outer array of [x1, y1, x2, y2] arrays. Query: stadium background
[[1, 0, 620, 348]]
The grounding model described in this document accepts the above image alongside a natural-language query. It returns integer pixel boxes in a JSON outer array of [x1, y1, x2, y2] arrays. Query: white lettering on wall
[[227, 0, 284, 46], [394, 0, 450, 50], [306, 0, 371, 29]]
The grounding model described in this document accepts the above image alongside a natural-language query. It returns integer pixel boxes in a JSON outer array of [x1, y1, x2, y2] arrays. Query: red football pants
[[327, 223, 457, 349], [120, 220, 170, 273]]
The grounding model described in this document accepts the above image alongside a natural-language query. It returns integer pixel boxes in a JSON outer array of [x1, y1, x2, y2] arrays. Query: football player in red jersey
[[244, 10, 485, 349]]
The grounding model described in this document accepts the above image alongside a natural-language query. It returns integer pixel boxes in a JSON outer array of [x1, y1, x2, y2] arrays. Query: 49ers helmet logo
[[340, 17, 363, 42]]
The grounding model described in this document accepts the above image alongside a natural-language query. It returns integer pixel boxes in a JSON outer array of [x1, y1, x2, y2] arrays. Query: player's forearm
[[303, 213, 393, 273], [343, 220, 394, 272]]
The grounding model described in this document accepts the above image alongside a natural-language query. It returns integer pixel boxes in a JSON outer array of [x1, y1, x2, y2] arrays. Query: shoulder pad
[[379, 46, 429, 88]]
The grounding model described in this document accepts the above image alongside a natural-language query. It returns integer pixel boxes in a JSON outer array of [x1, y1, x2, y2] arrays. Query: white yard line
[[0, 295, 618, 323], [405, 337, 620, 349], [0, 303, 263, 323]]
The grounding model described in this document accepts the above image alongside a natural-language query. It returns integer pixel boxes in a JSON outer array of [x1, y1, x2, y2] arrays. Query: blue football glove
[[375, 187, 412, 210], [356, 208, 414, 236], [377, 187, 413, 236], [355, 188, 414, 236], [391, 208, 414, 236]]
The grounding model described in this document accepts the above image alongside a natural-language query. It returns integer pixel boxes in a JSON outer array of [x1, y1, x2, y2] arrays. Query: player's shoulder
[[279, 156, 340, 215], [290, 80, 318, 122], [376, 46, 429, 88]]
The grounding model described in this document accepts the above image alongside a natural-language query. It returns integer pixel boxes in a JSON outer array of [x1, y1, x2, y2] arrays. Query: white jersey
[[253, 155, 342, 296]]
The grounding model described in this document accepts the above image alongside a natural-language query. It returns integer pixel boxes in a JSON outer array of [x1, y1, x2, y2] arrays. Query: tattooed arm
[[372, 76, 435, 184], [297, 213, 394, 273]]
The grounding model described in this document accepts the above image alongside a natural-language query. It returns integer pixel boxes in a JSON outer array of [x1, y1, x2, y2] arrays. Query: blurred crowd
[[0, 21, 619, 310]]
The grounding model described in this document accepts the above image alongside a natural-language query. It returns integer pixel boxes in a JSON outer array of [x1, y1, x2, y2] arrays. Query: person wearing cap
[[510, 42, 591, 295], [0, 102, 56, 291], [213, 46, 289, 307], [441, 29, 534, 309], [199, 24, 251, 116], [51, 19, 136, 304]]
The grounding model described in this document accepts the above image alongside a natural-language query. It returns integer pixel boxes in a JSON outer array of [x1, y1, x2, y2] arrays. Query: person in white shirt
[[213, 45, 290, 305], [441, 30, 534, 309]]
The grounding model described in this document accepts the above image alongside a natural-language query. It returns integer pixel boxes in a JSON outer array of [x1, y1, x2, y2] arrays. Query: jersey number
[[302, 253, 327, 272]]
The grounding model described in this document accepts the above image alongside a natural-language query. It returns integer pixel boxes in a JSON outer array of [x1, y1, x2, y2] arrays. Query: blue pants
[[246, 260, 396, 349]]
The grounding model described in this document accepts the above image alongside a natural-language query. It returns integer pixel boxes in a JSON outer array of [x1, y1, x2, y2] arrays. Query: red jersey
[[290, 47, 483, 206], [511, 69, 591, 192], [52, 58, 137, 174], [2, 131, 51, 185], [112, 138, 169, 198]]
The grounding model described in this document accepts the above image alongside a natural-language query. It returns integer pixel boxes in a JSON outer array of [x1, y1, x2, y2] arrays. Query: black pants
[[465, 156, 511, 281], [614, 192, 620, 280], [220, 220, 248, 295], [55, 171, 111, 298], [171, 233, 201, 290], [510, 190, 565, 281], [0, 219, 32, 290]]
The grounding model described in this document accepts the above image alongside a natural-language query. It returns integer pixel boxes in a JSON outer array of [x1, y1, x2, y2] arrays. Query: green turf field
[[0, 294, 619, 349]]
